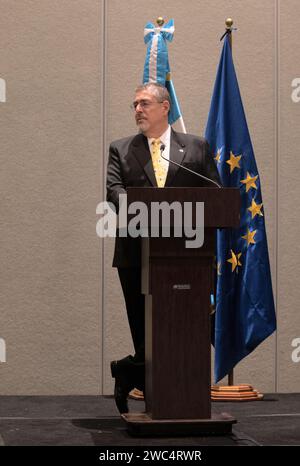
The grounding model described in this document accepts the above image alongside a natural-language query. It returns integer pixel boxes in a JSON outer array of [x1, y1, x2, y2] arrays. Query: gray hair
[[135, 83, 171, 108]]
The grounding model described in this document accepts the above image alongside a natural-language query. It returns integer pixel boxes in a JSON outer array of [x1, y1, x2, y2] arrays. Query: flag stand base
[[130, 385, 264, 402], [129, 388, 144, 400], [211, 384, 264, 401]]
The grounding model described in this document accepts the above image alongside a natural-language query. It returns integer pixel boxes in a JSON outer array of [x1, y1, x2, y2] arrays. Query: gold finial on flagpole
[[225, 18, 233, 29], [225, 18, 233, 49], [220, 18, 235, 45], [156, 17, 165, 27]]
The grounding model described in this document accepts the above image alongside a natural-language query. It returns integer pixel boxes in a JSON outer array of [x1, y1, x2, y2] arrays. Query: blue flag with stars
[[205, 35, 276, 383]]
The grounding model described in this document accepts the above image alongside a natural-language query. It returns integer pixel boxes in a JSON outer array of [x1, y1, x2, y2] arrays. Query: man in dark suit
[[107, 83, 220, 414]]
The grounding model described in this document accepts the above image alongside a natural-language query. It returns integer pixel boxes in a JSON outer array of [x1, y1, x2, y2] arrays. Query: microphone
[[160, 144, 221, 188]]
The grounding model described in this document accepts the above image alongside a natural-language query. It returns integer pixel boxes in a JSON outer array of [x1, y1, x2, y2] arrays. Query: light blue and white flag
[[143, 19, 186, 133]]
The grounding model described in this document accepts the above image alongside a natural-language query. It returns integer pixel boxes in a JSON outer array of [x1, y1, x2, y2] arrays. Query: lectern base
[[121, 412, 236, 437]]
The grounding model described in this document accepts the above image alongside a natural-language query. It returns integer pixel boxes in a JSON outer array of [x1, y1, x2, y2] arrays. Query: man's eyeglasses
[[130, 100, 164, 111]]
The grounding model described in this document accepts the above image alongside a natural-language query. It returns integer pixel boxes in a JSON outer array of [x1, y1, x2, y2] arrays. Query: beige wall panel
[[277, 0, 300, 391], [104, 0, 277, 393], [0, 1, 102, 394], [103, 239, 134, 394]]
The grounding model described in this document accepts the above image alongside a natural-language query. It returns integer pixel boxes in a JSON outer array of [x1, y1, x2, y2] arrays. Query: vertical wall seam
[[275, 0, 279, 393], [100, 0, 107, 395]]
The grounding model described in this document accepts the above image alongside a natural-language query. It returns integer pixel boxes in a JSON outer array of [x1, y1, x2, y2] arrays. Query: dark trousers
[[117, 268, 145, 390]]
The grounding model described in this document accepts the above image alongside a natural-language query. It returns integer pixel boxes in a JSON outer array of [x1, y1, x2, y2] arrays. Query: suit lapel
[[131, 133, 157, 187], [165, 129, 187, 186], [130, 130, 187, 187]]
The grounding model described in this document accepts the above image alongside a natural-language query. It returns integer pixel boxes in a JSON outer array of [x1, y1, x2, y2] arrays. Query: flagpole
[[225, 17, 234, 388]]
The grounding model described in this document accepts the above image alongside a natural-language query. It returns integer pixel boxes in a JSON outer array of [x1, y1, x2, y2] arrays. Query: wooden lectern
[[122, 187, 240, 436]]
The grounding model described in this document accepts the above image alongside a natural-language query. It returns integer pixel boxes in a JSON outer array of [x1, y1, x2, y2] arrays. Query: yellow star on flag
[[248, 199, 264, 219], [227, 249, 242, 273], [241, 172, 258, 192], [242, 228, 257, 247], [214, 148, 222, 164], [226, 151, 242, 173]]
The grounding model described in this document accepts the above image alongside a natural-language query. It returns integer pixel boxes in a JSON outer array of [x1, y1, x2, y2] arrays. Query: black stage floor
[[0, 394, 299, 446]]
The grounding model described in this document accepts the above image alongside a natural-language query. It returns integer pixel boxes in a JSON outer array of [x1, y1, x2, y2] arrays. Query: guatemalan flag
[[205, 34, 276, 383], [143, 19, 186, 133]]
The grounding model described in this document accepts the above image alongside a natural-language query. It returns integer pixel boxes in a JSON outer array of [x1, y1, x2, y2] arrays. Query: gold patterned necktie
[[151, 139, 167, 187]]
